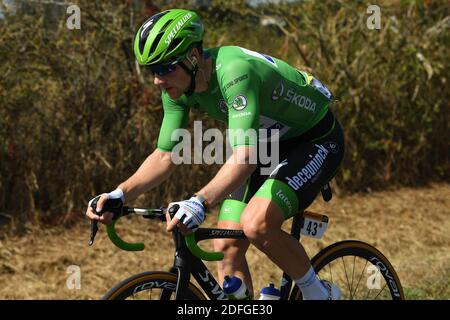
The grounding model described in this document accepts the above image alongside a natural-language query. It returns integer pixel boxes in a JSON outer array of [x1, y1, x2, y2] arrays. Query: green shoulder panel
[[156, 92, 191, 152]]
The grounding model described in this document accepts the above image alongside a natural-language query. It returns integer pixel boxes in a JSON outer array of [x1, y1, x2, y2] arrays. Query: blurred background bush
[[0, 0, 448, 231]]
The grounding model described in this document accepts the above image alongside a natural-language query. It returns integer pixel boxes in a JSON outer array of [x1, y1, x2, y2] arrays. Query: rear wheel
[[102, 271, 207, 300], [290, 240, 405, 300]]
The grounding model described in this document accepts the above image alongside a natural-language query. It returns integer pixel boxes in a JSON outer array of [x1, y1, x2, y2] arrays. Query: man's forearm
[[118, 149, 176, 202], [196, 147, 257, 208]]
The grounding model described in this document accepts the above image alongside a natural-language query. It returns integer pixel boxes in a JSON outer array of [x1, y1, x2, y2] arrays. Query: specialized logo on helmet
[[165, 12, 193, 45], [272, 81, 285, 101], [232, 95, 248, 111]]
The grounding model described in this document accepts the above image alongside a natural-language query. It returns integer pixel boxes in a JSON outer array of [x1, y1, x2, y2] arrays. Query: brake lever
[[88, 196, 102, 246], [168, 204, 180, 218], [88, 196, 123, 246], [89, 220, 98, 246]]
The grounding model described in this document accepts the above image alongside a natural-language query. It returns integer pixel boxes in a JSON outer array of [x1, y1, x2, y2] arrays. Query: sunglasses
[[148, 54, 187, 76], [149, 62, 178, 76]]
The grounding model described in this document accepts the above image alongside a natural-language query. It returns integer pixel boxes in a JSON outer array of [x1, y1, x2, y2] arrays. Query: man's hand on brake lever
[[165, 196, 207, 235], [85, 188, 125, 225]]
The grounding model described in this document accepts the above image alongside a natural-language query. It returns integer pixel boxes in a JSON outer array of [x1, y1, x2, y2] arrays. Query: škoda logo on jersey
[[271, 80, 316, 112], [232, 95, 248, 111]]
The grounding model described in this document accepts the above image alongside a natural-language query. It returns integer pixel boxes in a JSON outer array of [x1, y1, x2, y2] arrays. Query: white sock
[[295, 266, 328, 300]]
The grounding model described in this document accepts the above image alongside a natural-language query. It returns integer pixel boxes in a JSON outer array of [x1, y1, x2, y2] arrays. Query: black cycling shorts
[[218, 110, 345, 222]]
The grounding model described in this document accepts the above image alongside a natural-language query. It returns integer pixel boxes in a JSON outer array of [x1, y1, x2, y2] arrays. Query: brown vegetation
[[0, 183, 448, 299], [0, 1, 448, 228]]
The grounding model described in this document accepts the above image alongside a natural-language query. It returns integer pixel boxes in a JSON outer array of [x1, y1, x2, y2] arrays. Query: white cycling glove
[[88, 187, 125, 212], [171, 196, 206, 231], [106, 188, 125, 202]]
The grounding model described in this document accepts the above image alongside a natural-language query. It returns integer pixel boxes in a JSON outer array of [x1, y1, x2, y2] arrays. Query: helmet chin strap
[[178, 60, 198, 96]]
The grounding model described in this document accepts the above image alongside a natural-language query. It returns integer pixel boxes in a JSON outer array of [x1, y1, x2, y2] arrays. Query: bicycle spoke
[[318, 256, 397, 300], [341, 257, 352, 299], [372, 282, 389, 300], [312, 242, 403, 300], [350, 255, 356, 300], [364, 285, 373, 300], [160, 288, 173, 300], [353, 259, 368, 299]]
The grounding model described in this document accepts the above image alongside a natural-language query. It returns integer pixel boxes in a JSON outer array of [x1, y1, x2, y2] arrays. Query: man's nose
[[153, 74, 164, 85]]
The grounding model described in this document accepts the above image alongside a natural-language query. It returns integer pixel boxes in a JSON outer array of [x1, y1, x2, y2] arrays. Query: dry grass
[[0, 183, 449, 299]]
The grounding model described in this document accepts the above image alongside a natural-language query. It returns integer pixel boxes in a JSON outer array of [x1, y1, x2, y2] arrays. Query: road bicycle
[[89, 184, 405, 300]]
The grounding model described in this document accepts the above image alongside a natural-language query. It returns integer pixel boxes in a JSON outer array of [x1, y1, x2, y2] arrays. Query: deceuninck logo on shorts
[[285, 144, 329, 191], [232, 95, 248, 111]]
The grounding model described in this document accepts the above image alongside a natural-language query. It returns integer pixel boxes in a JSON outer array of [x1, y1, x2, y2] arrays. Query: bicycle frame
[[90, 184, 332, 300], [168, 227, 238, 300], [94, 184, 405, 301], [163, 213, 305, 300]]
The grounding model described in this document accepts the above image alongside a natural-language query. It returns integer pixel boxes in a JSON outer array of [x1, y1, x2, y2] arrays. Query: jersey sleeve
[[156, 92, 190, 152], [219, 60, 261, 148]]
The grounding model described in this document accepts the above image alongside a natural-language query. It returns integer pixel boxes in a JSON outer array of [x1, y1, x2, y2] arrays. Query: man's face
[[153, 61, 191, 99]]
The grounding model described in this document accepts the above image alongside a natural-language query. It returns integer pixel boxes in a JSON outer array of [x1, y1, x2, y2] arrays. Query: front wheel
[[290, 240, 405, 300], [102, 271, 207, 300]]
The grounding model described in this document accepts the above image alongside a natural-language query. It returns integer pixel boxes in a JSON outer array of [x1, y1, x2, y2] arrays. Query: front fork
[[167, 230, 192, 300]]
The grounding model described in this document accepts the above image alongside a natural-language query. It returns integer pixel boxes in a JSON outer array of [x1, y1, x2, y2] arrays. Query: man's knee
[[242, 217, 269, 244], [214, 238, 248, 259], [241, 204, 270, 244], [241, 199, 283, 244]]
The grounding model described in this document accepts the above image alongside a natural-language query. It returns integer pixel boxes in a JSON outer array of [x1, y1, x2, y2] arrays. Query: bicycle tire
[[102, 271, 207, 300], [289, 240, 405, 300]]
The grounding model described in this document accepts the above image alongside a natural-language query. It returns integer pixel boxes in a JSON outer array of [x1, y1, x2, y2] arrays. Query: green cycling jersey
[[157, 45, 333, 152]]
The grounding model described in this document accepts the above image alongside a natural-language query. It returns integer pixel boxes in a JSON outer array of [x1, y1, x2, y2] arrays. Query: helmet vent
[[149, 32, 164, 56], [149, 51, 163, 64], [160, 19, 173, 32], [138, 39, 146, 54], [137, 12, 168, 53], [167, 37, 183, 54]]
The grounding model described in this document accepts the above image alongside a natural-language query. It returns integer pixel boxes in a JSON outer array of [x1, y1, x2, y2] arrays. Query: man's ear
[[189, 55, 198, 66], [187, 48, 198, 67]]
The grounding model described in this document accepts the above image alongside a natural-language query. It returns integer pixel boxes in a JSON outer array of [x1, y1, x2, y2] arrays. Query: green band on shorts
[[218, 199, 247, 223], [253, 179, 299, 219]]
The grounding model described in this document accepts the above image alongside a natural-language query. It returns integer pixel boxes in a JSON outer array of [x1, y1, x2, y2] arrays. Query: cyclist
[[86, 9, 344, 300]]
